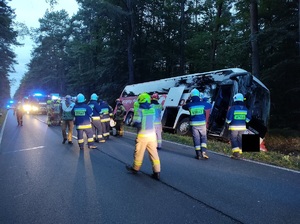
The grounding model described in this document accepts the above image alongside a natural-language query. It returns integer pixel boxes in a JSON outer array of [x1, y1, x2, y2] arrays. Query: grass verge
[[0, 109, 7, 129], [125, 126, 300, 171]]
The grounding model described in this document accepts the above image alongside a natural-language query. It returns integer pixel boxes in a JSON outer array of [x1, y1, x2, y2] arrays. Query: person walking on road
[[226, 93, 251, 159], [14, 101, 24, 126], [71, 93, 97, 150], [60, 95, 75, 144], [182, 89, 212, 160], [126, 93, 161, 180], [114, 99, 126, 137], [88, 93, 105, 143], [150, 93, 163, 150]]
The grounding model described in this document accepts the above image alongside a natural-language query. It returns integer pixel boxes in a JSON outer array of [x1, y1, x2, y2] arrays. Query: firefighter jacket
[[14, 103, 24, 116], [53, 100, 61, 114], [88, 100, 102, 121], [71, 103, 93, 129], [226, 101, 251, 131], [136, 102, 156, 139], [60, 100, 75, 121], [114, 103, 126, 121], [99, 100, 112, 122], [182, 96, 212, 126], [132, 101, 140, 125], [150, 100, 163, 125]]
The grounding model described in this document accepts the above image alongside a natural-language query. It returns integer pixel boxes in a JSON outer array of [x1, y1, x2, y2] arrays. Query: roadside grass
[[125, 126, 300, 171], [0, 109, 7, 129]]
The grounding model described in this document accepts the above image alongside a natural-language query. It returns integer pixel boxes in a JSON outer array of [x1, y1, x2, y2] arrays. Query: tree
[[0, 0, 18, 106]]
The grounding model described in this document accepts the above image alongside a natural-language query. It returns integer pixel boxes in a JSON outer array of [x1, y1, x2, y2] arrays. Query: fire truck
[[118, 68, 270, 148], [23, 93, 49, 115]]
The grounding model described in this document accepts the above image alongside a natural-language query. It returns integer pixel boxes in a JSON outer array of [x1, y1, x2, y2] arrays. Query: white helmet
[[190, 88, 200, 97], [77, 93, 85, 103], [233, 93, 244, 102], [90, 93, 98, 101]]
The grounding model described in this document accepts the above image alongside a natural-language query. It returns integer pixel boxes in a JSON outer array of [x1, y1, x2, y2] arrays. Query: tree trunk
[[210, 1, 223, 70], [250, 0, 260, 78], [127, 0, 135, 84], [179, 0, 185, 75]]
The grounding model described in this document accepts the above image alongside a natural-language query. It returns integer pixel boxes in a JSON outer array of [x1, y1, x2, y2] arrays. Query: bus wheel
[[125, 112, 133, 126], [176, 118, 190, 135]]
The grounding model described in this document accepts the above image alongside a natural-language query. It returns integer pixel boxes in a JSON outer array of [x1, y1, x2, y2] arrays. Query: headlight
[[32, 106, 39, 111], [23, 104, 31, 112]]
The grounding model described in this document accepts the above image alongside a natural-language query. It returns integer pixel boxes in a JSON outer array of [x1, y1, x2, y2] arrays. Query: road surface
[[0, 110, 299, 224]]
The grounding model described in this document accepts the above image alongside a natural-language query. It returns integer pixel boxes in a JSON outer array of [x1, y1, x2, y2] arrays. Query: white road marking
[[3, 146, 45, 154]]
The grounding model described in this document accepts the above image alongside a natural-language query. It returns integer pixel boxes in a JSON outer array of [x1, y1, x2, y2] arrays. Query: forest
[[1, 0, 299, 130]]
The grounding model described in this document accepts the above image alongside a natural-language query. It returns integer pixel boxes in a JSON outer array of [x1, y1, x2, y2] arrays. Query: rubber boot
[[151, 172, 160, 181]]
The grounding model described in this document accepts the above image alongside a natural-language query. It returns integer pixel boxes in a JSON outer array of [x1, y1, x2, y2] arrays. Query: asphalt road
[[0, 110, 299, 224]]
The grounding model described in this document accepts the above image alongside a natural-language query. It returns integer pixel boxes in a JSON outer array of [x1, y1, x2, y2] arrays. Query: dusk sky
[[8, 0, 78, 97]]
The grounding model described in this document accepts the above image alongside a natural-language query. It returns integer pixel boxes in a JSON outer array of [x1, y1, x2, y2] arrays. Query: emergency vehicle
[[24, 93, 48, 115], [118, 68, 270, 148]]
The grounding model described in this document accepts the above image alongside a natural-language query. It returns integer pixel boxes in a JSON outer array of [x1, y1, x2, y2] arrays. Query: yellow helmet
[[138, 93, 151, 104]]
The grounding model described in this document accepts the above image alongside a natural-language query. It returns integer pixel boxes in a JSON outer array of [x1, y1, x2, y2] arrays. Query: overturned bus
[[119, 68, 270, 147]]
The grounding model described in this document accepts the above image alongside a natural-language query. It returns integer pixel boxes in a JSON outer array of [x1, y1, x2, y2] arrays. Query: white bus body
[[119, 68, 270, 141]]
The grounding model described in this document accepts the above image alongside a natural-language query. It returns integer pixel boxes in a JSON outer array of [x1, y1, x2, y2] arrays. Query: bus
[[118, 68, 270, 148]]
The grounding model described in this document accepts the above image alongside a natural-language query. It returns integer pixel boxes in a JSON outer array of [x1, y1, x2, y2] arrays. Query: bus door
[[208, 84, 233, 138], [161, 86, 185, 130]]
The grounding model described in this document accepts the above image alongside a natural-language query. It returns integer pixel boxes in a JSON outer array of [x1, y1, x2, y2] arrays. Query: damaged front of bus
[[207, 70, 270, 150]]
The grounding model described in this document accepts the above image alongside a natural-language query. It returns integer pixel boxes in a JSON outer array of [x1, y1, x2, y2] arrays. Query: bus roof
[[121, 68, 263, 97]]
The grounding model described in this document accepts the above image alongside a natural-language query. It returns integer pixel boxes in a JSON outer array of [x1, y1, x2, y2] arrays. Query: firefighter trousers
[[76, 128, 94, 149], [61, 120, 74, 142], [132, 137, 161, 173]]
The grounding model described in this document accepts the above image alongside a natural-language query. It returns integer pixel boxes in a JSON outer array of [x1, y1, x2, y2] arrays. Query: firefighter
[[99, 99, 113, 139], [88, 93, 105, 143], [46, 97, 53, 126], [182, 89, 212, 160], [150, 93, 163, 150], [114, 99, 126, 137], [71, 93, 97, 150], [126, 93, 161, 180], [14, 101, 24, 126], [226, 93, 251, 159], [60, 95, 75, 144], [52, 99, 61, 125], [131, 100, 140, 133]]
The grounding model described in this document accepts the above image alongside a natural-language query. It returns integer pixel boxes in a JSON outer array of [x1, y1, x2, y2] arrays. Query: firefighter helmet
[[190, 88, 200, 97], [233, 93, 244, 102], [91, 93, 98, 101], [77, 93, 85, 103], [151, 93, 159, 100], [138, 93, 151, 104]]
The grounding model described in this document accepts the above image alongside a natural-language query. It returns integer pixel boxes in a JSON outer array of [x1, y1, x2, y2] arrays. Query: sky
[[8, 0, 79, 97]]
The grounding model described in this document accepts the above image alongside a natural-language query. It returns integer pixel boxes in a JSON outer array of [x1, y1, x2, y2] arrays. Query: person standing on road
[[182, 89, 212, 160], [114, 99, 126, 137], [46, 97, 53, 126], [131, 100, 140, 133], [150, 93, 163, 150], [60, 95, 75, 144], [226, 93, 251, 159], [126, 93, 161, 180], [14, 101, 24, 126], [88, 93, 105, 143], [99, 99, 113, 139], [71, 93, 97, 150]]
